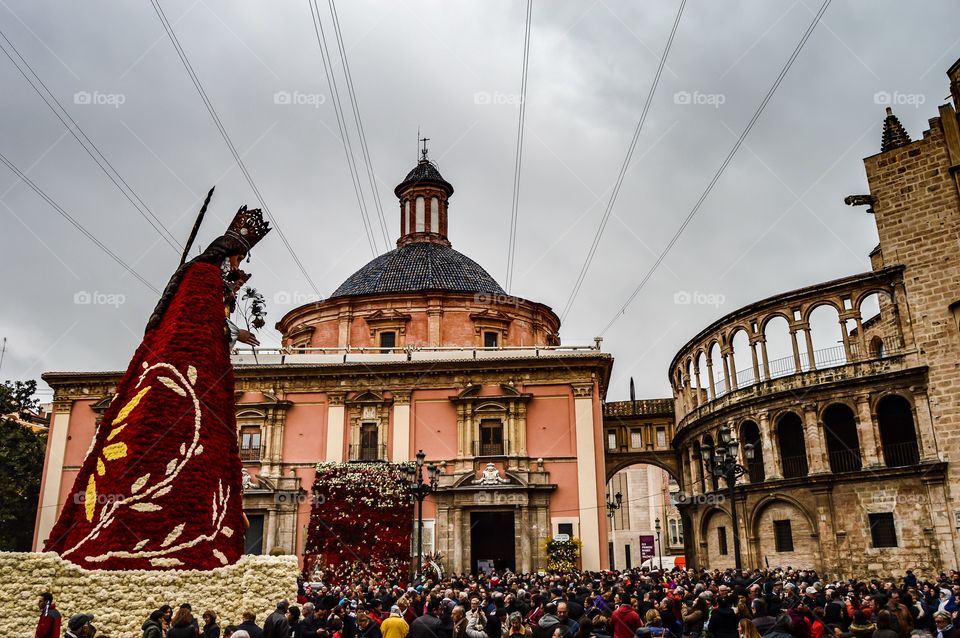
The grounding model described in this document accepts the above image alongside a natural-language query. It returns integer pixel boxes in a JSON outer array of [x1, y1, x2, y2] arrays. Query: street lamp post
[[654, 517, 662, 568], [605, 491, 623, 518], [405, 449, 438, 585], [700, 426, 754, 571]]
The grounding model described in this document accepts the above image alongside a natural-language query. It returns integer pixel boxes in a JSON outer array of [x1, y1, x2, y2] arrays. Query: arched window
[[740, 420, 765, 482], [822, 404, 862, 472], [877, 395, 920, 467], [776, 413, 808, 478]]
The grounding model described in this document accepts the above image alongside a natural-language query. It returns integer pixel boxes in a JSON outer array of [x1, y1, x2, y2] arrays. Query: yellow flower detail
[[85, 475, 97, 522], [102, 443, 128, 461], [112, 386, 151, 426], [96, 459, 106, 476], [106, 424, 127, 441]]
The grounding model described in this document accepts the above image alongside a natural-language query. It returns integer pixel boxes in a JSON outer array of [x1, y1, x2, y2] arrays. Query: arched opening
[[740, 420, 764, 483], [776, 413, 808, 478], [701, 508, 735, 571], [702, 434, 719, 491], [695, 351, 708, 404], [762, 315, 795, 379], [604, 462, 682, 569], [822, 404, 862, 473], [877, 395, 920, 467], [730, 329, 754, 388], [750, 498, 817, 568], [871, 335, 885, 358], [807, 304, 847, 369], [709, 342, 724, 398], [852, 291, 900, 359]]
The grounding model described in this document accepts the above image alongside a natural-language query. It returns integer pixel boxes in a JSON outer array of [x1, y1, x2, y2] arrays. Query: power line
[[149, 0, 324, 298], [306, 0, 380, 257], [599, 0, 832, 336], [0, 150, 159, 293], [0, 28, 182, 254], [327, 0, 390, 250], [559, 0, 686, 323], [505, 0, 533, 293]]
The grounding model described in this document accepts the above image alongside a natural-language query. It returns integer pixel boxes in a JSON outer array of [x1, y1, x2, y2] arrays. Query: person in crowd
[[850, 611, 877, 638], [738, 618, 762, 638], [168, 608, 199, 638], [237, 611, 265, 638], [710, 594, 740, 638], [611, 595, 641, 638], [382, 605, 411, 638], [201, 610, 220, 638], [932, 612, 956, 638], [264, 600, 291, 638], [410, 599, 443, 638], [35, 592, 62, 638], [142, 610, 165, 638], [359, 612, 384, 638], [223, 626, 238, 638]]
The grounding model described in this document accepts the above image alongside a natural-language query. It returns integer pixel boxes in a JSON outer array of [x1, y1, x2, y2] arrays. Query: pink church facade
[[36, 156, 614, 574]]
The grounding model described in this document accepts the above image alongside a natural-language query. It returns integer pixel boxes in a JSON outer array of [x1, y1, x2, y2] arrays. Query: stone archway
[[748, 495, 818, 570]]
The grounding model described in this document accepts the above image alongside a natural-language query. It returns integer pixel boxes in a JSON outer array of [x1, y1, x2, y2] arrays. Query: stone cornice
[[43, 354, 614, 401]]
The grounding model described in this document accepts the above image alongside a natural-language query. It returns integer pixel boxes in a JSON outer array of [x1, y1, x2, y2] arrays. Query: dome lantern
[[395, 139, 454, 247]]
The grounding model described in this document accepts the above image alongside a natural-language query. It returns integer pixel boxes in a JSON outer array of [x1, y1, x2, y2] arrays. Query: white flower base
[[2, 552, 299, 637]]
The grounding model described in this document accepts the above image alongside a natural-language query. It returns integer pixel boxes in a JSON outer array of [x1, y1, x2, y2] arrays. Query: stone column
[[325, 394, 346, 462], [749, 339, 761, 385], [759, 338, 771, 381], [802, 325, 817, 371], [758, 410, 781, 480], [392, 393, 411, 462], [337, 307, 352, 349], [922, 475, 959, 572], [693, 366, 703, 406], [520, 506, 532, 573], [705, 360, 716, 400], [573, 383, 602, 571], [721, 350, 733, 393], [909, 385, 940, 461], [34, 398, 73, 550], [802, 403, 827, 474], [838, 315, 853, 361], [809, 486, 836, 576], [788, 329, 803, 373], [855, 395, 881, 467], [452, 507, 464, 573], [427, 299, 442, 347]]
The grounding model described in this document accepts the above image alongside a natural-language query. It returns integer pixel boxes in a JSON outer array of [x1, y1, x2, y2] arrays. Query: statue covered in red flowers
[[44, 194, 270, 570]]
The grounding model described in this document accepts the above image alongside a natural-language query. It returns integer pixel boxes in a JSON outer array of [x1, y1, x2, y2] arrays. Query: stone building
[[35, 152, 615, 574], [668, 60, 960, 577], [602, 399, 683, 569]]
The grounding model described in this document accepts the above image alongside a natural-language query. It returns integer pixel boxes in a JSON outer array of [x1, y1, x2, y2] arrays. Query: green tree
[[0, 380, 47, 550]]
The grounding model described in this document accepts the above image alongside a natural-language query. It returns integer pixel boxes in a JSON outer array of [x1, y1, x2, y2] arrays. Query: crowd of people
[[35, 567, 960, 638]]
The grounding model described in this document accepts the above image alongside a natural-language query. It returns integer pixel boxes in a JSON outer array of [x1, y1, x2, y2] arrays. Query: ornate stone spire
[[881, 107, 912, 152]]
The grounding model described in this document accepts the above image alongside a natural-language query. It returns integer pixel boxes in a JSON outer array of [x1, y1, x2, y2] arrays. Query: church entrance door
[[470, 511, 515, 574]]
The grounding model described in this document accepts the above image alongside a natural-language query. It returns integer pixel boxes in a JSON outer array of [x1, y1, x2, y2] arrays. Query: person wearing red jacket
[[611, 601, 642, 638], [35, 593, 61, 638]]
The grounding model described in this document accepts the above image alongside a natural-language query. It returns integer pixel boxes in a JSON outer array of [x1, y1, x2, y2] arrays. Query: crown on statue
[[225, 205, 271, 252]]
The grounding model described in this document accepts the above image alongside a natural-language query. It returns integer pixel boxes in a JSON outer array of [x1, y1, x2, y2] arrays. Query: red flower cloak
[[45, 262, 245, 570]]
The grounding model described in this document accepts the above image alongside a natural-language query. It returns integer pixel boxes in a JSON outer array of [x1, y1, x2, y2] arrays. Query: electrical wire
[[150, 0, 325, 298], [327, 0, 390, 249], [0, 28, 182, 253], [306, 0, 379, 257], [0, 150, 159, 293], [505, 0, 533, 293], [559, 0, 686, 322], [599, 0, 832, 336]]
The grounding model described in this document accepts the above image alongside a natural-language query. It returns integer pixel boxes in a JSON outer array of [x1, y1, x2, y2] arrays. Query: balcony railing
[[746, 459, 765, 483], [708, 337, 906, 401], [239, 446, 261, 462], [349, 443, 387, 462], [882, 441, 920, 467], [472, 440, 508, 457], [781, 455, 809, 479], [827, 449, 862, 473]]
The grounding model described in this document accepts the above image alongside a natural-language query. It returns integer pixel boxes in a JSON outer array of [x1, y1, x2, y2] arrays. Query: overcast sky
[[1, 0, 958, 403]]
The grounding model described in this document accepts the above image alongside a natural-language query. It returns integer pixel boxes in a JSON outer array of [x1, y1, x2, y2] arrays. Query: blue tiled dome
[[330, 242, 506, 299]]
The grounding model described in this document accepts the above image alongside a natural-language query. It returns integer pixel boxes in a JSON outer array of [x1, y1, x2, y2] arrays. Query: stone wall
[[1, 553, 299, 637]]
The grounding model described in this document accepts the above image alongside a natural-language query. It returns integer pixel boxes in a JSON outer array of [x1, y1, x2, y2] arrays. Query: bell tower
[[394, 139, 455, 247]]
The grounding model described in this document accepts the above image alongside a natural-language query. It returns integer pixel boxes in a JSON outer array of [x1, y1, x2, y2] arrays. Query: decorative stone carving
[[473, 463, 508, 485]]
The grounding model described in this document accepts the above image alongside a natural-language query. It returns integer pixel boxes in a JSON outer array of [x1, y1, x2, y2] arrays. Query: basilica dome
[[329, 242, 506, 299]]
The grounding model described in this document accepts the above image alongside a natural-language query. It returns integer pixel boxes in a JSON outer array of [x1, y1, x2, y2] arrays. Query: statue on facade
[[473, 463, 508, 485], [44, 191, 271, 570]]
